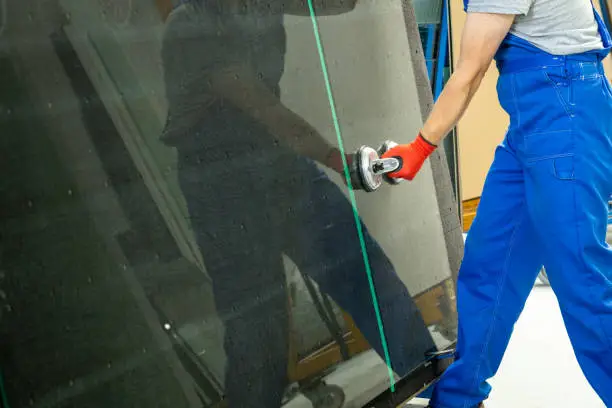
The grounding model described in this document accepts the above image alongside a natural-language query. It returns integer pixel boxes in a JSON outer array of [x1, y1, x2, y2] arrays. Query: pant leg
[[521, 68, 612, 406], [178, 165, 289, 408], [284, 173, 435, 378], [207, 249, 289, 408], [430, 140, 544, 408]]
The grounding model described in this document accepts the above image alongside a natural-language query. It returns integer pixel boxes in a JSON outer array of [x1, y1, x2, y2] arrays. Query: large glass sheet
[[0, 0, 459, 407]]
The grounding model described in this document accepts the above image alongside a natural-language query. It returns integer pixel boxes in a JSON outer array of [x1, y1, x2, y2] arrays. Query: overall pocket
[[511, 67, 575, 136], [552, 155, 575, 180], [543, 70, 575, 118], [523, 129, 575, 168], [524, 130, 576, 183]]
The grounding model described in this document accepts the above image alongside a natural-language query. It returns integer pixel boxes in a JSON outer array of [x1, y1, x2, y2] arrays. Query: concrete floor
[[406, 233, 609, 408], [409, 284, 606, 408], [288, 282, 608, 408], [485, 284, 605, 408]]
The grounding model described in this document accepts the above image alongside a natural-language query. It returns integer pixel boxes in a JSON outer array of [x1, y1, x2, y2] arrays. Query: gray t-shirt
[[467, 0, 604, 55]]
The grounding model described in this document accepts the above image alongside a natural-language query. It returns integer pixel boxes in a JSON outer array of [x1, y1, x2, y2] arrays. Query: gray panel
[[401, 0, 464, 285]]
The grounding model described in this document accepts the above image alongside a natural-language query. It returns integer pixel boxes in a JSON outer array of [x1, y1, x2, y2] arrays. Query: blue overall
[[430, 4, 612, 408]]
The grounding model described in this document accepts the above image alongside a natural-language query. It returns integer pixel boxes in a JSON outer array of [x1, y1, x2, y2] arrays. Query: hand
[[324, 148, 365, 189], [381, 134, 437, 181], [324, 147, 351, 175]]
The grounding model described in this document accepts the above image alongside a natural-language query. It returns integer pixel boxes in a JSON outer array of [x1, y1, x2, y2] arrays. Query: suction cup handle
[[371, 157, 401, 175], [377, 140, 403, 185]]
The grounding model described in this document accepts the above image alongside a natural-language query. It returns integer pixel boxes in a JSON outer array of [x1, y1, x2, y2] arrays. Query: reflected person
[[160, 1, 435, 406]]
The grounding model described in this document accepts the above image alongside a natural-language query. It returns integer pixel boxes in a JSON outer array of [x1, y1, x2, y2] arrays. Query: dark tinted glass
[[0, 1, 459, 407]]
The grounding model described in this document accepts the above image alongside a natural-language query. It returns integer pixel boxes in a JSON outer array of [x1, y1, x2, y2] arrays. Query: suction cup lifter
[[349, 140, 404, 192]]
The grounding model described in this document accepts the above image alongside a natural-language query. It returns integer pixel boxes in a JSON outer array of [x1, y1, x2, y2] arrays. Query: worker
[[382, 0, 612, 406], [160, 1, 436, 407]]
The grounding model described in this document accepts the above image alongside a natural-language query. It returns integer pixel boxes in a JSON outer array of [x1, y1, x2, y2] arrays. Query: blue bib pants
[[430, 5, 612, 408]]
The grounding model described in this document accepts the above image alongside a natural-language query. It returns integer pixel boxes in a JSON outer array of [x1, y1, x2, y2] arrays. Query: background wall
[[451, 0, 612, 201]]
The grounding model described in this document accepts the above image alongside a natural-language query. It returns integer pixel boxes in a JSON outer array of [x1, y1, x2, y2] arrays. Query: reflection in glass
[[161, 1, 435, 406], [0, 0, 458, 407]]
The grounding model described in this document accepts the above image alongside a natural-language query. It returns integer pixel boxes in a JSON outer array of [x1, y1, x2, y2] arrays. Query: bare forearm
[[258, 105, 337, 164], [381, 12, 513, 181], [210, 69, 337, 165], [421, 70, 485, 145]]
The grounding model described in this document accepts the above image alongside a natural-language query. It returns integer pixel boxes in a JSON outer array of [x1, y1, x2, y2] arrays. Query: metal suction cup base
[[356, 145, 383, 192], [378, 140, 402, 185]]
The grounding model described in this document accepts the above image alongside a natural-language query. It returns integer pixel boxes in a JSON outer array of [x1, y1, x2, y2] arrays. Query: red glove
[[381, 133, 437, 181]]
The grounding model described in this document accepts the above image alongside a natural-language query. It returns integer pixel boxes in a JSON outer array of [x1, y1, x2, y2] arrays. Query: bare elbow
[[343, 0, 358, 11], [310, 0, 357, 15], [326, 0, 358, 13], [454, 61, 489, 87]]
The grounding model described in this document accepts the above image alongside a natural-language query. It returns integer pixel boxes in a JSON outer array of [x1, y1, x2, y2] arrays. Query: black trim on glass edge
[[362, 344, 455, 408]]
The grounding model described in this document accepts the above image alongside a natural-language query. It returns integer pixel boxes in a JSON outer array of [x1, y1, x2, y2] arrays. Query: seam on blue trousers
[[562, 78, 612, 351], [543, 72, 575, 117], [526, 152, 574, 164], [572, 178, 612, 352], [510, 73, 522, 132], [464, 206, 526, 408]]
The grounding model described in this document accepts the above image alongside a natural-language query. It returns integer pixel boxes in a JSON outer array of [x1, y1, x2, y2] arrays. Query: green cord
[[305, 1, 396, 392], [0, 369, 9, 408]]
